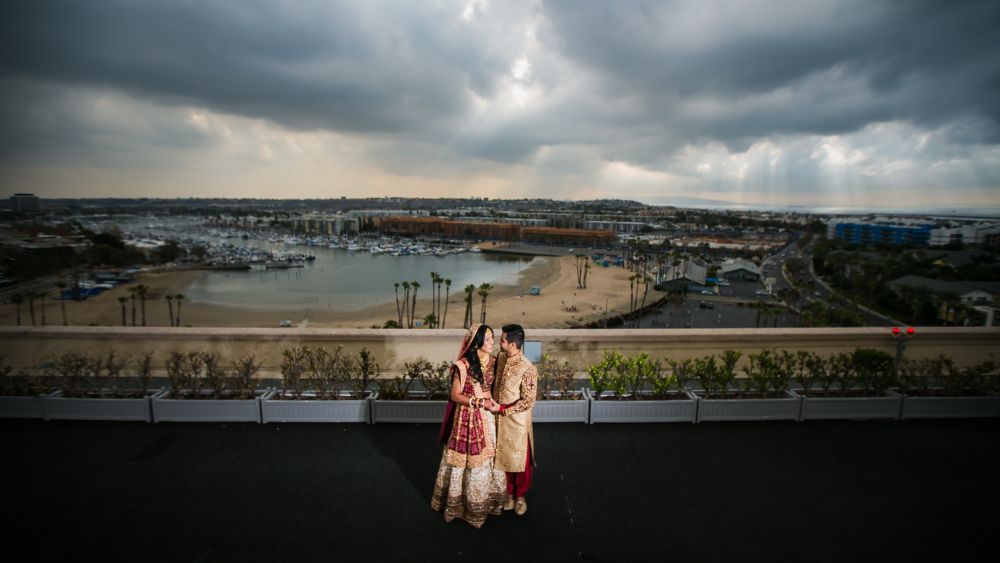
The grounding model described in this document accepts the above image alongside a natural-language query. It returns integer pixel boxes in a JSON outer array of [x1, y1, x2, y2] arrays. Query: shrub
[[279, 347, 310, 398], [230, 355, 262, 400], [539, 354, 576, 399], [666, 358, 694, 394], [166, 351, 224, 398], [355, 348, 380, 395], [587, 351, 619, 399], [852, 348, 895, 395]]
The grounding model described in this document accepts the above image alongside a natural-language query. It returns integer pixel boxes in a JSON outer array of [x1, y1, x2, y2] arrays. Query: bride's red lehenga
[[430, 324, 506, 528]]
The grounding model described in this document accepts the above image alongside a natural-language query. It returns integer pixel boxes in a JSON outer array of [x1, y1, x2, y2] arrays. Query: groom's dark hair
[[502, 324, 525, 351]]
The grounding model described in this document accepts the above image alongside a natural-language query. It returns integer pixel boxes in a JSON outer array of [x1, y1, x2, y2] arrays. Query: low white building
[[721, 258, 761, 281], [929, 223, 1000, 246]]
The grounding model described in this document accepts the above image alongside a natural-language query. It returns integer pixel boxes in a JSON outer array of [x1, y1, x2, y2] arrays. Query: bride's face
[[479, 329, 494, 355]]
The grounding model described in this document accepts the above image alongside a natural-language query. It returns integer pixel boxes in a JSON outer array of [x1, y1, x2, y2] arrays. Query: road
[[762, 237, 895, 327]]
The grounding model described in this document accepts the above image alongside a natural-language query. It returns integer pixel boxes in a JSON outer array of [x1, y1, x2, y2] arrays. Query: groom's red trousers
[[506, 441, 533, 496]]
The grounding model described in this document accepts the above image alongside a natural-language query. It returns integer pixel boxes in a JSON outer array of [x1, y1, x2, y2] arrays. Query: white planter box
[[899, 393, 1000, 419], [371, 397, 447, 423], [587, 389, 697, 423], [0, 391, 59, 420], [535, 391, 590, 423], [262, 390, 373, 423], [695, 390, 801, 422], [793, 390, 900, 421], [152, 389, 269, 423], [45, 388, 161, 422]]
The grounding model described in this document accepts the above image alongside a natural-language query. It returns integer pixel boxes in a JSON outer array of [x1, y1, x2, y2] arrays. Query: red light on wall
[[907, 327, 915, 336], [892, 327, 901, 336]]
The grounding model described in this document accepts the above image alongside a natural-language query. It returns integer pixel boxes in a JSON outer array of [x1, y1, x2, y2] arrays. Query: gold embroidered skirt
[[430, 413, 506, 528]]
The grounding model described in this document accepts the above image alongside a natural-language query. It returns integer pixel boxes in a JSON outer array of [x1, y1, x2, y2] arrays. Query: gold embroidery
[[431, 403, 506, 528]]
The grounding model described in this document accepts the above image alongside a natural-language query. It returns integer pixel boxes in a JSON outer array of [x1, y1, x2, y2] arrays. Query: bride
[[430, 323, 506, 528]]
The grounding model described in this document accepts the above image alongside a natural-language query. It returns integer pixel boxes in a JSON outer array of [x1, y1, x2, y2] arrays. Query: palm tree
[[636, 269, 649, 328], [56, 280, 68, 325], [393, 282, 403, 327], [136, 284, 149, 326], [11, 294, 23, 326], [478, 283, 492, 324], [174, 293, 185, 327], [628, 274, 638, 325], [118, 297, 128, 326], [128, 286, 138, 326], [37, 291, 47, 326], [463, 284, 475, 328], [401, 281, 411, 328], [423, 313, 438, 329], [410, 281, 420, 328], [433, 273, 444, 328], [429, 272, 439, 327], [166, 294, 175, 327], [442, 278, 452, 329]]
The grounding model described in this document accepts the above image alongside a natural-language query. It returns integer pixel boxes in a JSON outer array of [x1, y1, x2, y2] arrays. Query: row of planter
[[588, 389, 1000, 423], [2, 387, 998, 423]]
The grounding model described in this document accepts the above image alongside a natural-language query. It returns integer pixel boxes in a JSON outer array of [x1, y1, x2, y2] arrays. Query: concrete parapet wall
[[1, 326, 997, 377]]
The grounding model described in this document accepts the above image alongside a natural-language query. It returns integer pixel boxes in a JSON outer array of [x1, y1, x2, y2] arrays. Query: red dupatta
[[437, 324, 493, 446]]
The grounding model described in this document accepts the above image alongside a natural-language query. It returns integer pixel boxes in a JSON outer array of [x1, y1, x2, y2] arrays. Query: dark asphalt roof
[[5, 418, 998, 562]]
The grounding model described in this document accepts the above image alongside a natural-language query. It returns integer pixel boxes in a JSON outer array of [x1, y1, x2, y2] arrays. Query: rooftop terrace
[[6, 418, 997, 562]]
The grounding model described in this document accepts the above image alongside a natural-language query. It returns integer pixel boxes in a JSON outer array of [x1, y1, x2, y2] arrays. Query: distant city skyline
[[2, 1, 999, 210]]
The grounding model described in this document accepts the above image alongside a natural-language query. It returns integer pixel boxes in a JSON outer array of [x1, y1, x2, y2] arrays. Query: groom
[[491, 323, 537, 516]]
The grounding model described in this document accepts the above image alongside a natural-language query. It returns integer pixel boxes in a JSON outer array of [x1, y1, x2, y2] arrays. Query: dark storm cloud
[[1, 0, 998, 196], [1, 0, 510, 137], [537, 0, 1000, 150]]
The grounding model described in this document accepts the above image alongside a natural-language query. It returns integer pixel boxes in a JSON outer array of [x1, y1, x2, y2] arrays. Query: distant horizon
[[9, 193, 1000, 219]]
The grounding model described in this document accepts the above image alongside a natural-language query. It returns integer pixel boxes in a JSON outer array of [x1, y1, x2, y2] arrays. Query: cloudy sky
[[2, 0, 999, 209]]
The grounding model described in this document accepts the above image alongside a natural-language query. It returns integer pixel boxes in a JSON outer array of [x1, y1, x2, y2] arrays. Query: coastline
[[0, 256, 664, 329]]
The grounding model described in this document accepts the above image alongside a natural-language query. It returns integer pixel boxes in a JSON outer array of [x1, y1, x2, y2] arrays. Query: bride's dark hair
[[462, 325, 491, 385]]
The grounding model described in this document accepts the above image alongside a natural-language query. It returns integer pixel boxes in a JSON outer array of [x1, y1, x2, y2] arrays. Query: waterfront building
[[826, 218, 934, 246], [583, 220, 650, 233], [9, 193, 41, 213], [377, 216, 616, 245], [292, 214, 359, 236]]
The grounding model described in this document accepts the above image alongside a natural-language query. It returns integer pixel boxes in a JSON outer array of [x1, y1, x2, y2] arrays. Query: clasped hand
[[479, 397, 502, 413]]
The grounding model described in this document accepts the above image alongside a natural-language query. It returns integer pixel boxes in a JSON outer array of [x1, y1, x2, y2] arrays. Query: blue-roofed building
[[827, 219, 934, 246]]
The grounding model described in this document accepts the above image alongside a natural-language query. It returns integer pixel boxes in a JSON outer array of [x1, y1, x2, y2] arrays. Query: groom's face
[[499, 332, 509, 354]]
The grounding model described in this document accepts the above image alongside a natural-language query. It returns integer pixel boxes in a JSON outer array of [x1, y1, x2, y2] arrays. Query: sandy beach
[[0, 256, 664, 329]]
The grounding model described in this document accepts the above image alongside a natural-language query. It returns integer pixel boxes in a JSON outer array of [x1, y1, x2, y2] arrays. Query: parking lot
[[638, 282, 798, 329]]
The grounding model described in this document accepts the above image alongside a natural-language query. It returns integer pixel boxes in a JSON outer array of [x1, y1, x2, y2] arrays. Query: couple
[[430, 323, 537, 528]]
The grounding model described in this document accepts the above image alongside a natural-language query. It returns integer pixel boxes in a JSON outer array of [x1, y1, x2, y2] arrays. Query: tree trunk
[[442, 287, 450, 329], [394, 287, 403, 327], [410, 287, 418, 328], [403, 288, 410, 328]]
